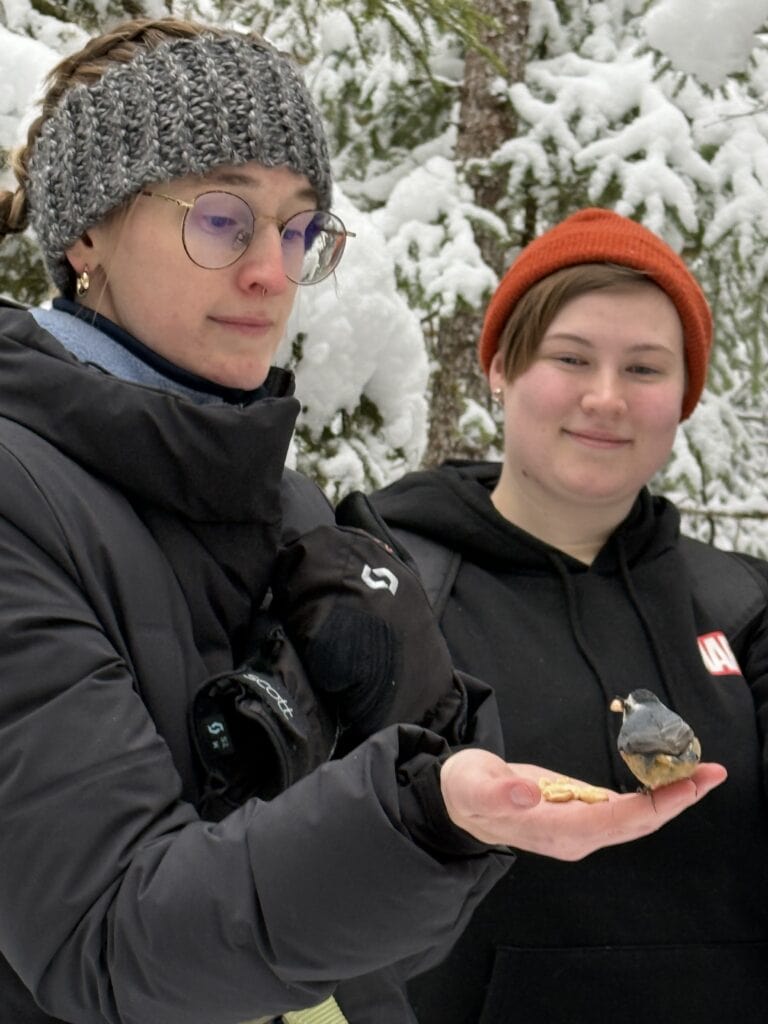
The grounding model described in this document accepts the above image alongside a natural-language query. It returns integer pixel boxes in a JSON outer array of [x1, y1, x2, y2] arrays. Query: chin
[[572, 488, 640, 512], [206, 362, 272, 391]]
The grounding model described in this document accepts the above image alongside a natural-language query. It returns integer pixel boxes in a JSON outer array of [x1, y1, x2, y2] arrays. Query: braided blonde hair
[[0, 18, 229, 291]]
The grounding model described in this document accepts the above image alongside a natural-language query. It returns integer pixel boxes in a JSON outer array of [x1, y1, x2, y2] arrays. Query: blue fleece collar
[[30, 299, 266, 406]]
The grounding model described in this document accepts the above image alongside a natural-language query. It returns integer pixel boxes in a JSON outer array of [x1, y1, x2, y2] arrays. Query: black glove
[[270, 522, 467, 747], [190, 614, 338, 818]]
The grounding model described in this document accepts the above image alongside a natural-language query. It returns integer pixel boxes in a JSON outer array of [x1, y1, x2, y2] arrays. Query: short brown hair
[[496, 263, 655, 381]]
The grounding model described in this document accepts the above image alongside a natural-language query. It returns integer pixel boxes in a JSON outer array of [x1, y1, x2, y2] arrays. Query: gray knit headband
[[27, 32, 333, 293]]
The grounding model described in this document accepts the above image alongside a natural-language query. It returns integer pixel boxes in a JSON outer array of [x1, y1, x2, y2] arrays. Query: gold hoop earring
[[76, 268, 90, 297]]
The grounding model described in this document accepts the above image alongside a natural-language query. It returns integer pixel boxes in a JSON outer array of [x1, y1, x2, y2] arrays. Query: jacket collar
[[0, 301, 304, 667], [0, 303, 298, 523], [50, 298, 274, 405]]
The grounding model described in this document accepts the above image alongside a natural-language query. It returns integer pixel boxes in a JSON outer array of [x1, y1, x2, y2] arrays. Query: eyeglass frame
[[139, 188, 354, 285]]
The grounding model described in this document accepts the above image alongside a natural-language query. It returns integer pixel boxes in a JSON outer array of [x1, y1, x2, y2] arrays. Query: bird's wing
[[656, 712, 695, 755], [620, 706, 694, 755]]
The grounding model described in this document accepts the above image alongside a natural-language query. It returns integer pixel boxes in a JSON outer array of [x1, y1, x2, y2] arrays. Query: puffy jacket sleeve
[[0, 437, 510, 1024]]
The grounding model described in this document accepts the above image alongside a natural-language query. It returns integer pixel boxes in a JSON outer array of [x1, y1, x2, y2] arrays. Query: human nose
[[234, 221, 290, 295], [580, 370, 628, 417]]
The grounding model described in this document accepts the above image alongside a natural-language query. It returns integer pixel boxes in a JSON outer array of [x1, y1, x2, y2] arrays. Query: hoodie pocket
[[478, 942, 768, 1024]]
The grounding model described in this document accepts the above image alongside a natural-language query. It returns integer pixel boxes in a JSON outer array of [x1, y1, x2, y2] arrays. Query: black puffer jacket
[[0, 307, 511, 1024], [371, 460, 768, 1024]]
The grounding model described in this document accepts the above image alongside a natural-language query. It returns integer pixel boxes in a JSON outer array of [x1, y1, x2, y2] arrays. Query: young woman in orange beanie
[[366, 208, 768, 1024]]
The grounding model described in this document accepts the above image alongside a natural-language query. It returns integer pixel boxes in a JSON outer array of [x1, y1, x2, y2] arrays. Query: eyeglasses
[[139, 189, 354, 285]]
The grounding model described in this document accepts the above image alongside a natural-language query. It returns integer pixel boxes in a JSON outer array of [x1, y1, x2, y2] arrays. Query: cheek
[[633, 389, 682, 472], [636, 385, 685, 434], [502, 387, 559, 456], [509, 368, 571, 422]]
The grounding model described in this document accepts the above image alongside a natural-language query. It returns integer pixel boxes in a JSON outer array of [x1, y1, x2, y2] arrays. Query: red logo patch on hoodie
[[698, 631, 742, 676]]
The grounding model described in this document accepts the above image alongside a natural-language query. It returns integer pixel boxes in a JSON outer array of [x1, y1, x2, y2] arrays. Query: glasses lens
[[281, 211, 348, 285], [183, 192, 253, 269]]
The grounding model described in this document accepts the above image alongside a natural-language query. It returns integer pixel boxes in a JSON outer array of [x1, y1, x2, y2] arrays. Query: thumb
[[491, 768, 541, 812], [441, 750, 541, 825], [505, 776, 542, 809]]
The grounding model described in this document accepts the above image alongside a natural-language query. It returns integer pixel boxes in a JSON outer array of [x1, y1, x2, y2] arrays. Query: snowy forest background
[[1, 0, 767, 555]]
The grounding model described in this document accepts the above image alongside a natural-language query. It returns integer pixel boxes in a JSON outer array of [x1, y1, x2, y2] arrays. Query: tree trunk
[[422, 0, 530, 468]]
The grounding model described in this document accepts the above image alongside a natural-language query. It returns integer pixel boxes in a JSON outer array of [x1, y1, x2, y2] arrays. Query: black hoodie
[[371, 460, 768, 1024]]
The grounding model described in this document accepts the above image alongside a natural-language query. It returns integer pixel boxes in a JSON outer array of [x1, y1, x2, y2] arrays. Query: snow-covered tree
[[312, 0, 768, 551], [1, 0, 766, 551]]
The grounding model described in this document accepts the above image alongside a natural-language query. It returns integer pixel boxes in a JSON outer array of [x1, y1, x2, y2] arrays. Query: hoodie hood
[[371, 460, 682, 574]]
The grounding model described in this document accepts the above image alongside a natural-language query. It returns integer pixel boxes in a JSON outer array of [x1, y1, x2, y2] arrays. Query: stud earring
[[492, 387, 503, 404], [76, 268, 90, 297]]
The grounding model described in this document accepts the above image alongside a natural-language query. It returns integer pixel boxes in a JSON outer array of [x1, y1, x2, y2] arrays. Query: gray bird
[[610, 689, 701, 791]]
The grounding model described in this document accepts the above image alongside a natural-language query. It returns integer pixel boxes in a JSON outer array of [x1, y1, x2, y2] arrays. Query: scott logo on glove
[[361, 564, 399, 596], [240, 670, 295, 720]]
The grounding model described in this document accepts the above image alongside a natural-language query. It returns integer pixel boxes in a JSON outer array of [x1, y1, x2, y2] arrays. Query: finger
[[688, 762, 728, 793], [495, 775, 542, 812], [643, 761, 727, 812], [440, 753, 542, 825], [601, 761, 727, 841], [460, 772, 542, 817]]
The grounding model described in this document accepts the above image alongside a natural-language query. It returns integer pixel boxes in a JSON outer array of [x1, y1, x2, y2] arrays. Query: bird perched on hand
[[610, 689, 701, 791]]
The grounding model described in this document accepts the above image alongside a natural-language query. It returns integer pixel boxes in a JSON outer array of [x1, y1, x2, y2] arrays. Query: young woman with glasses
[[0, 21, 725, 1024]]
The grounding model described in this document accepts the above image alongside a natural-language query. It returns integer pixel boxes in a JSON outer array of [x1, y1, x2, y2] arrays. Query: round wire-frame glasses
[[140, 189, 354, 285]]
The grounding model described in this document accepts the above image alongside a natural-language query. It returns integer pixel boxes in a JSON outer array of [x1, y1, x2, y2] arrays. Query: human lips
[[209, 315, 275, 334], [564, 428, 632, 449]]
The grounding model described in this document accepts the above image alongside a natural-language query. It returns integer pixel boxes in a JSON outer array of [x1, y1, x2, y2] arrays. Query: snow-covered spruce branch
[[677, 507, 768, 521]]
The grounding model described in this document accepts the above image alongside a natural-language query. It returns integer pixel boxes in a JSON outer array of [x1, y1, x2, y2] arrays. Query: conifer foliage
[[1, 0, 766, 552]]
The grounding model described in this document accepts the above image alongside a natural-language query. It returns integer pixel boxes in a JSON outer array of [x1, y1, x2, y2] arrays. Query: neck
[[491, 470, 635, 564]]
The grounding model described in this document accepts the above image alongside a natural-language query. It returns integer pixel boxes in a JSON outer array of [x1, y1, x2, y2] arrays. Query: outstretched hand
[[439, 748, 727, 862]]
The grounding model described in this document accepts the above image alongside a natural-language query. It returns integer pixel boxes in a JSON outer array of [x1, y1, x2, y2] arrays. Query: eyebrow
[[204, 169, 318, 205]]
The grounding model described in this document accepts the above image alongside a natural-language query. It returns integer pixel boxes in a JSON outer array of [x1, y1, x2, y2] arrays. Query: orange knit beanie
[[477, 208, 713, 420]]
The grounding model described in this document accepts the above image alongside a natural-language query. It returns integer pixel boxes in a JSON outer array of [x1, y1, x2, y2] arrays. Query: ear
[[65, 232, 97, 276], [488, 350, 506, 397]]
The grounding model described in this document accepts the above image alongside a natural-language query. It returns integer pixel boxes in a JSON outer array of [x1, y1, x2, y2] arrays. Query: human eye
[[192, 210, 242, 244], [538, 336, 590, 368], [281, 225, 306, 246], [541, 351, 587, 368], [191, 194, 252, 244], [202, 213, 237, 233], [282, 211, 318, 249], [626, 363, 662, 377], [197, 213, 251, 253]]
